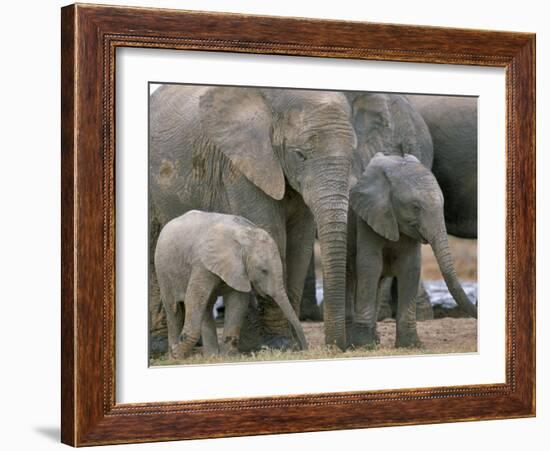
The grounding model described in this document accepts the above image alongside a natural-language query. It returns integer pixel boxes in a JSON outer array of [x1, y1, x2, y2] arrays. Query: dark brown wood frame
[[61, 3, 536, 446]]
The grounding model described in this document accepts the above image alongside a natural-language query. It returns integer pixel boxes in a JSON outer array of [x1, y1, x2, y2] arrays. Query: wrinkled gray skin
[[345, 92, 435, 342], [407, 96, 477, 238], [150, 85, 355, 350], [349, 154, 477, 348], [155, 211, 307, 359], [347, 92, 433, 171]]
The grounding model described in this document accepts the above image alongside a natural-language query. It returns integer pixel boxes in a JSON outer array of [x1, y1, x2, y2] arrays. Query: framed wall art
[[61, 3, 535, 446]]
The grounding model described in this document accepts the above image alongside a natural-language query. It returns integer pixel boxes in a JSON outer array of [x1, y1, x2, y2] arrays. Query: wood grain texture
[[60, 3, 536, 446], [60, 4, 76, 446]]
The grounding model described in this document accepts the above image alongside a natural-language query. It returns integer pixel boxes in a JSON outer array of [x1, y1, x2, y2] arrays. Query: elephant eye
[[261, 268, 269, 275], [289, 147, 307, 162]]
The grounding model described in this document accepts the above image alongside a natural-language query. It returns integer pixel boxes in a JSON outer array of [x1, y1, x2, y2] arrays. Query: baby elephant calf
[[349, 153, 477, 349], [155, 210, 307, 359]]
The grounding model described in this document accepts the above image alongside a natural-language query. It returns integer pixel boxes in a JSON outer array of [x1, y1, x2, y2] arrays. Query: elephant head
[[199, 87, 357, 349], [348, 92, 434, 171], [350, 153, 477, 318], [200, 217, 307, 350]]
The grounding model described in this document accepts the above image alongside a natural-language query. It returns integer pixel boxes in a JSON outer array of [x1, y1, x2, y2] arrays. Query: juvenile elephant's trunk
[[429, 227, 478, 318], [273, 293, 308, 350], [304, 156, 350, 350]]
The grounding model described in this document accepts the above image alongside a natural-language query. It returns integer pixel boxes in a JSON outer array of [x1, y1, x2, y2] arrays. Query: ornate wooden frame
[[61, 3, 536, 446]]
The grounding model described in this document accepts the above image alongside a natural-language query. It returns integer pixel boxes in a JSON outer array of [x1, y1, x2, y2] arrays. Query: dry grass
[[150, 318, 477, 366]]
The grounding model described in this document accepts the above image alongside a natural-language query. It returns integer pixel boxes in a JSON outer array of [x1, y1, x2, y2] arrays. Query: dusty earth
[[150, 317, 477, 366], [305, 317, 476, 351]]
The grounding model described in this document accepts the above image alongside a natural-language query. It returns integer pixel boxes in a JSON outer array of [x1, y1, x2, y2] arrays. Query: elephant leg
[[300, 254, 322, 321], [174, 269, 217, 359], [149, 212, 168, 355], [394, 245, 422, 348], [353, 222, 383, 348], [237, 294, 263, 353], [201, 302, 219, 356], [272, 201, 315, 348], [345, 211, 357, 347], [415, 282, 434, 321], [286, 203, 316, 318], [165, 300, 184, 358], [376, 278, 429, 321], [157, 270, 184, 358], [221, 291, 250, 355], [353, 266, 382, 347], [377, 277, 394, 321]]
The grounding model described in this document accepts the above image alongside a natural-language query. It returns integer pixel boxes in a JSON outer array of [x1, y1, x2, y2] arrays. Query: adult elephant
[[347, 92, 433, 170], [150, 85, 356, 350], [407, 95, 477, 238]]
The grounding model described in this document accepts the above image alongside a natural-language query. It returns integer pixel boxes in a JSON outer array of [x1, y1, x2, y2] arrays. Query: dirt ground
[[150, 317, 477, 366]]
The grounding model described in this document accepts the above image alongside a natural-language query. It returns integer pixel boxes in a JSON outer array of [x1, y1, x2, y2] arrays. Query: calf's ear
[[350, 164, 399, 242], [200, 224, 252, 293]]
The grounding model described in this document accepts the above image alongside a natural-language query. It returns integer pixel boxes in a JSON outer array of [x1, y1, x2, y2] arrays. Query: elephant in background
[[346, 92, 433, 171], [407, 95, 478, 239], [155, 211, 307, 358], [349, 154, 477, 348], [150, 85, 356, 350]]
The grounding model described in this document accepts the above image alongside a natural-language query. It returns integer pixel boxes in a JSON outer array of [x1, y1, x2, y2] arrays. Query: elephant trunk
[[273, 292, 308, 350], [304, 156, 350, 350], [429, 226, 478, 318]]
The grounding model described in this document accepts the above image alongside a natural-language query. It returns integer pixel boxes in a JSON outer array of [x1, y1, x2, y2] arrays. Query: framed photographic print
[[61, 3, 535, 446]]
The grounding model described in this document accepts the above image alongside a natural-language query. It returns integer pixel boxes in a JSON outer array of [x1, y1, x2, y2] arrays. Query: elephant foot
[[261, 333, 296, 351], [221, 336, 240, 356], [348, 323, 380, 349], [170, 344, 190, 360], [170, 333, 199, 359], [395, 332, 422, 348]]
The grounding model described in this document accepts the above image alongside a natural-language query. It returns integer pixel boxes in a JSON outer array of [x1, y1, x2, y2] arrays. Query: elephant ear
[[200, 224, 252, 293], [350, 159, 399, 241], [199, 87, 285, 200]]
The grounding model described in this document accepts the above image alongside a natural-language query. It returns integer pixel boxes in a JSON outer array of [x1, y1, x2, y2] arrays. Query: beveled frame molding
[[61, 3, 535, 446]]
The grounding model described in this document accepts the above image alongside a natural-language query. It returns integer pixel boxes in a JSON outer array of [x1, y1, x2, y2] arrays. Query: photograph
[[147, 84, 479, 366]]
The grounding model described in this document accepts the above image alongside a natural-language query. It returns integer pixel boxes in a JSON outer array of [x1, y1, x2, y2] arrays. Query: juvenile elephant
[[345, 92, 435, 335], [155, 210, 307, 359], [150, 85, 356, 350], [348, 153, 477, 348]]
